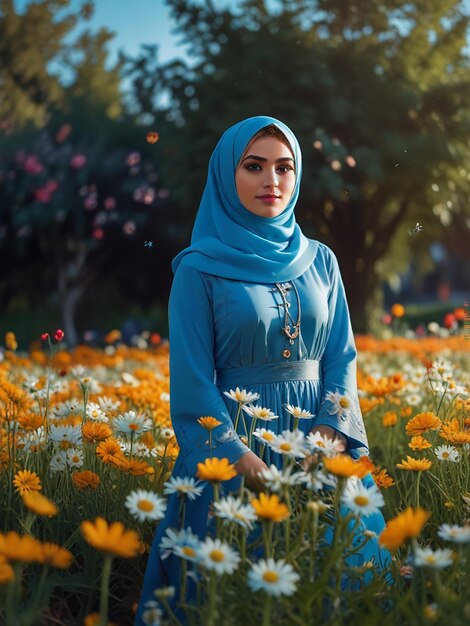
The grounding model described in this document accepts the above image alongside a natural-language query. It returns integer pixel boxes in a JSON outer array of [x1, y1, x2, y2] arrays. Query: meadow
[[0, 329, 469, 626]]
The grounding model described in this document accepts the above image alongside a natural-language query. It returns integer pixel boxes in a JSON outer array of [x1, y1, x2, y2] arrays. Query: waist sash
[[215, 359, 321, 388]]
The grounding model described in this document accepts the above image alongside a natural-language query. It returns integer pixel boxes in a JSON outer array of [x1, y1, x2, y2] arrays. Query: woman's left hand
[[300, 425, 347, 471]]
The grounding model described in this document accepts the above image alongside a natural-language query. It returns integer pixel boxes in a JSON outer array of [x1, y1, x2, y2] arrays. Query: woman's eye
[[245, 164, 293, 172]]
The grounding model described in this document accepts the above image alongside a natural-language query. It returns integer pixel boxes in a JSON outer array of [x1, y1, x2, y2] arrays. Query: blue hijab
[[171, 115, 317, 282]]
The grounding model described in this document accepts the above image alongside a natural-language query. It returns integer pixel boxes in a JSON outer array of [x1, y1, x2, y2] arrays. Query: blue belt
[[215, 359, 321, 388]]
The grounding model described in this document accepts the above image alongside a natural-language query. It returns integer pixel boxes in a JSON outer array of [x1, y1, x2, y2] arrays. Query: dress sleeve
[[312, 246, 369, 454], [168, 265, 251, 475]]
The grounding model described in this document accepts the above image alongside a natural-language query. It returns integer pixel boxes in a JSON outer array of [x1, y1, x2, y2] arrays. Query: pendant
[[282, 349, 291, 358], [289, 339, 294, 345]]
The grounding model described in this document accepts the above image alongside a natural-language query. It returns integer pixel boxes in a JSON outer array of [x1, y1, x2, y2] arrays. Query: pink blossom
[[70, 154, 87, 169], [35, 187, 52, 203], [123, 221, 136, 235], [84, 195, 98, 210], [92, 228, 104, 240], [24, 155, 44, 175], [45, 179, 59, 193], [126, 151, 141, 167], [104, 196, 116, 210]]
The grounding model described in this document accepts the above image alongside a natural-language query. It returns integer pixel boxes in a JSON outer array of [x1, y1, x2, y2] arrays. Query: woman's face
[[235, 136, 296, 218]]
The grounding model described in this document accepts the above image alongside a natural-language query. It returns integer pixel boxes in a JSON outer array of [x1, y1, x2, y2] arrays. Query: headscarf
[[171, 115, 317, 282]]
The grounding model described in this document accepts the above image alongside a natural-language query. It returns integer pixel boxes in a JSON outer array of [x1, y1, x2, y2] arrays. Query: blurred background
[[0, 0, 469, 349]]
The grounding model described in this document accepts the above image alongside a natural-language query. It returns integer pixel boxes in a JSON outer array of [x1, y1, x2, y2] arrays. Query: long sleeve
[[313, 247, 369, 453], [169, 265, 251, 475]]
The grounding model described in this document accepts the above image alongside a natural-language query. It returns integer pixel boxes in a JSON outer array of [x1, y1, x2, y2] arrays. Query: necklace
[[274, 281, 302, 358]]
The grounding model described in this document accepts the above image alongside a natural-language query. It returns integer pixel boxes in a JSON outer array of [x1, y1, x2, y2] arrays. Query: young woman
[[134, 116, 390, 625]]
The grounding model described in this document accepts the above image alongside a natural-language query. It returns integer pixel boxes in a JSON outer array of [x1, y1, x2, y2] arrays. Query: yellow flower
[[0, 532, 43, 563], [380, 507, 430, 552], [382, 411, 398, 427], [396, 456, 432, 471], [406, 412, 442, 436], [0, 555, 14, 584], [197, 416, 223, 431], [96, 438, 125, 466], [408, 435, 432, 451], [323, 454, 368, 478], [5, 331, 18, 351], [72, 470, 100, 490], [196, 457, 237, 482], [80, 517, 141, 558], [40, 542, 73, 569], [13, 469, 41, 495], [118, 458, 154, 476], [371, 468, 395, 489], [251, 493, 290, 522], [22, 491, 58, 517], [83, 612, 118, 626]]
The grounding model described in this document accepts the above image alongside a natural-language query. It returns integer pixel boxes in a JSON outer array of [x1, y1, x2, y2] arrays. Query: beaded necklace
[[274, 281, 302, 359]]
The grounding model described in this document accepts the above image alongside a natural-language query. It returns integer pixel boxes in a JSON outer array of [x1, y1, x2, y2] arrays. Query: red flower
[[54, 329, 64, 342], [40, 333, 49, 341], [35, 187, 52, 203], [443, 313, 456, 329]]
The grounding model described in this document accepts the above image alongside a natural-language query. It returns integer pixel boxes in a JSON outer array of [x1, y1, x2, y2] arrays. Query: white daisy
[[158, 427, 175, 443], [325, 390, 353, 419], [49, 425, 82, 446], [163, 476, 205, 501], [18, 427, 48, 452], [159, 527, 201, 562], [160, 391, 170, 402], [49, 450, 68, 473], [406, 392, 423, 407], [341, 477, 385, 516], [306, 431, 338, 458], [247, 558, 300, 596], [242, 404, 278, 421], [196, 537, 240, 575], [253, 428, 277, 445], [269, 429, 307, 458], [413, 547, 454, 569], [213, 495, 257, 530], [66, 448, 84, 468], [97, 396, 121, 412], [435, 445, 460, 463], [50, 402, 71, 418], [125, 489, 167, 522], [113, 410, 153, 434], [119, 441, 151, 457], [437, 524, 470, 544], [301, 467, 337, 491], [223, 387, 260, 405], [21, 375, 40, 394], [284, 404, 314, 419], [259, 464, 304, 493], [141, 600, 163, 626], [120, 372, 140, 387], [429, 359, 454, 382], [86, 402, 108, 422]]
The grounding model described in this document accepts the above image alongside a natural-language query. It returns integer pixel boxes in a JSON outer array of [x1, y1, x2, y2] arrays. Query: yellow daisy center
[[442, 452, 449, 458], [137, 499, 154, 512], [209, 549, 225, 562], [262, 433, 274, 441], [280, 443, 292, 452], [263, 571, 279, 583], [339, 398, 350, 408], [182, 546, 195, 557], [354, 495, 370, 507], [129, 423, 140, 430], [71, 455, 80, 463]]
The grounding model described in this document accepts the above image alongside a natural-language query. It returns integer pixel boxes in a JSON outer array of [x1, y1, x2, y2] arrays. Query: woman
[[134, 116, 389, 625]]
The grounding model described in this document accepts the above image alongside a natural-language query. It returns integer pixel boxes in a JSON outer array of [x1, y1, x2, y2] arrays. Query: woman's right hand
[[234, 451, 268, 492]]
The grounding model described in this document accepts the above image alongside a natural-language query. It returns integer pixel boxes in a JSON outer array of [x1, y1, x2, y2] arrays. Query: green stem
[[207, 571, 217, 626], [99, 555, 113, 626], [262, 594, 273, 626]]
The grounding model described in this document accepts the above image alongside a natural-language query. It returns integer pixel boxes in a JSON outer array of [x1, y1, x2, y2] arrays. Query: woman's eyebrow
[[241, 154, 295, 163]]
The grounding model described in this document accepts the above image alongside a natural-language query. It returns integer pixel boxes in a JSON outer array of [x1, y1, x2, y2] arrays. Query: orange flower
[[453, 307, 465, 321], [118, 458, 154, 476], [396, 456, 432, 471], [323, 454, 368, 478], [72, 470, 100, 490], [379, 507, 430, 551], [357, 456, 376, 473], [96, 438, 124, 466], [5, 331, 18, 351], [17, 413, 45, 431], [359, 397, 380, 414], [382, 411, 398, 427], [197, 416, 223, 431], [13, 469, 41, 495], [81, 517, 141, 558], [22, 491, 58, 517], [439, 418, 470, 445], [146, 131, 159, 144], [39, 542, 73, 569], [82, 422, 112, 443], [405, 412, 442, 436], [0, 532, 43, 563], [371, 468, 395, 489], [408, 435, 432, 451], [391, 303, 405, 318], [400, 406, 413, 417], [104, 329, 121, 344], [251, 493, 290, 522], [0, 555, 14, 584], [83, 613, 117, 626], [196, 457, 237, 482]]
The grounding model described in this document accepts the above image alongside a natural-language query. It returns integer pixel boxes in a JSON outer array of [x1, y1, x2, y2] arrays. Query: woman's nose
[[263, 168, 280, 187]]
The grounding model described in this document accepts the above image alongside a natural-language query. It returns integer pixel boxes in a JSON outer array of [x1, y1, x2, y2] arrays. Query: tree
[[126, 0, 470, 331]]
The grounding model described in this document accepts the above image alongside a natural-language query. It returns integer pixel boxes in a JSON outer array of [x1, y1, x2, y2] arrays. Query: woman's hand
[[234, 451, 269, 492], [300, 425, 347, 471]]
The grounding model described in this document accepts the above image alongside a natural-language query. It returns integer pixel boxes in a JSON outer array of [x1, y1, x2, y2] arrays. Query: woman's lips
[[257, 196, 280, 204]]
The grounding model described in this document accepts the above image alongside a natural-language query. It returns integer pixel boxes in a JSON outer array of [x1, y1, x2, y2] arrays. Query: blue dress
[[134, 241, 390, 625]]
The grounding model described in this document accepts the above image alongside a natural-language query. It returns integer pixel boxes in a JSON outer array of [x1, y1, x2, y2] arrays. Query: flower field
[[0, 332, 469, 626]]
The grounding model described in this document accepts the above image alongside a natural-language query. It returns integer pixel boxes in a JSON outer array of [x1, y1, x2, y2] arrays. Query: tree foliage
[[126, 0, 470, 331]]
